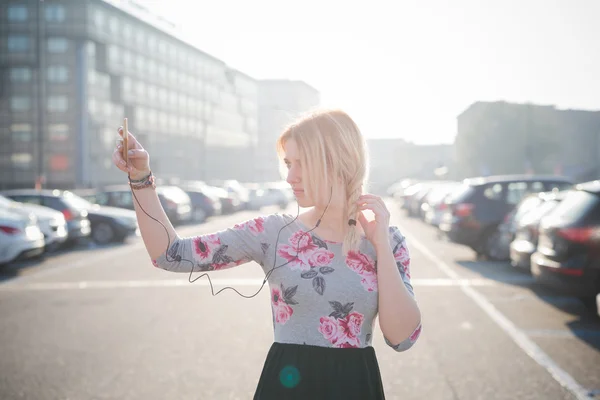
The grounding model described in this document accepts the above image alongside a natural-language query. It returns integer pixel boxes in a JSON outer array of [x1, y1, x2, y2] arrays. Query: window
[[8, 35, 29, 52], [47, 65, 69, 82], [11, 153, 33, 169], [108, 17, 118, 33], [48, 124, 69, 141], [94, 9, 105, 28], [10, 124, 33, 142], [507, 182, 528, 205], [483, 183, 504, 201], [48, 37, 68, 53], [49, 155, 69, 171], [8, 5, 28, 21], [10, 96, 31, 111], [123, 24, 132, 40], [47, 95, 68, 112], [45, 5, 65, 22], [10, 67, 32, 82]]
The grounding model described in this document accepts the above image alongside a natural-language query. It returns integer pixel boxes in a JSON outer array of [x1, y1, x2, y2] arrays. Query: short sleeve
[[384, 226, 422, 352], [152, 214, 277, 273]]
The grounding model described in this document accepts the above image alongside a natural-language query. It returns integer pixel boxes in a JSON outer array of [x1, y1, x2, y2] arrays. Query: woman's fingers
[[117, 126, 142, 149], [126, 149, 148, 159]]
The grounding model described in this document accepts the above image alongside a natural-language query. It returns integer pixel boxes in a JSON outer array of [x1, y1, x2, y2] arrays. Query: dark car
[[1, 189, 91, 244], [1, 189, 138, 244], [180, 183, 222, 222], [88, 185, 192, 226], [510, 191, 566, 271], [530, 180, 600, 308], [439, 175, 573, 259]]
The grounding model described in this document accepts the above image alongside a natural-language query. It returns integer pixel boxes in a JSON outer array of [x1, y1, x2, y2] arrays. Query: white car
[[0, 195, 68, 251], [0, 208, 45, 265]]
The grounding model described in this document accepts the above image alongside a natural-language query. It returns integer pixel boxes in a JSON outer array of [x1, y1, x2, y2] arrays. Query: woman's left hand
[[356, 194, 390, 249]]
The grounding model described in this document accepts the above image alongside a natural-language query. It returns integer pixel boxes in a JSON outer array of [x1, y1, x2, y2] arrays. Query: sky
[[142, 0, 600, 144]]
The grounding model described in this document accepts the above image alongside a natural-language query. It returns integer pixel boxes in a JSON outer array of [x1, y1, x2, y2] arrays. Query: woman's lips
[[293, 189, 304, 196]]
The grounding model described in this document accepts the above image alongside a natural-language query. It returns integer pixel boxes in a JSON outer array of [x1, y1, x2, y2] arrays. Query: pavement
[[0, 201, 598, 400]]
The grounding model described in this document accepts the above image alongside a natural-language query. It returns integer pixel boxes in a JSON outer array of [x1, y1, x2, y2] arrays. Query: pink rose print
[[318, 316, 343, 344], [151, 259, 159, 268], [277, 230, 319, 271], [346, 250, 378, 292], [308, 247, 334, 267], [409, 323, 422, 342], [319, 301, 364, 348], [271, 284, 298, 326], [233, 217, 265, 236], [192, 234, 221, 261], [394, 231, 410, 279]]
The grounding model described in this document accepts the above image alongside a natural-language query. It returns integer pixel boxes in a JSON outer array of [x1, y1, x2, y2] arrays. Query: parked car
[[1, 189, 137, 245], [510, 191, 566, 271], [87, 185, 192, 226], [180, 183, 222, 222], [0, 208, 45, 266], [422, 182, 461, 226], [1, 189, 91, 244], [0, 194, 67, 252], [439, 175, 573, 259], [531, 180, 600, 309]]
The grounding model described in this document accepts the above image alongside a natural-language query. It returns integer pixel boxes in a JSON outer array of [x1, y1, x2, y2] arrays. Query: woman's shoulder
[[240, 213, 296, 236]]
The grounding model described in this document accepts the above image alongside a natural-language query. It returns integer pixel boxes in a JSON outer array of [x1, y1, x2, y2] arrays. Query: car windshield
[[548, 190, 600, 222]]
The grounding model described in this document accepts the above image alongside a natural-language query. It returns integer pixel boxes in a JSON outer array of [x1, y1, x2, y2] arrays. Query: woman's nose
[[286, 168, 301, 184]]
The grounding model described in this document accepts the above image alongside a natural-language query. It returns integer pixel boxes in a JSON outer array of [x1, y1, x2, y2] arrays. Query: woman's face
[[284, 139, 314, 208]]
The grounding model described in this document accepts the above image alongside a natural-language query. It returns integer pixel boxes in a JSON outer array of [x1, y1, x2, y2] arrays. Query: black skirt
[[253, 342, 385, 400]]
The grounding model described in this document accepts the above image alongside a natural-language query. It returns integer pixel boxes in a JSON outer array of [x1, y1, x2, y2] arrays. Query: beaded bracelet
[[129, 171, 156, 190]]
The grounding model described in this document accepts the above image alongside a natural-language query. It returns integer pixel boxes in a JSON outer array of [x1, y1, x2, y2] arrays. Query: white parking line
[[400, 224, 591, 400], [0, 278, 508, 292]]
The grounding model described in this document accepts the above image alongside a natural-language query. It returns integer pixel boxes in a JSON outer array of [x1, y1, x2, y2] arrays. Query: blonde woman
[[113, 109, 422, 399]]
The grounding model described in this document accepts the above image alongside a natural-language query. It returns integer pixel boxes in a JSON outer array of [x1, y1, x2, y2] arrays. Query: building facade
[[256, 79, 320, 182], [455, 101, 600, 181], [1, 0, 259, 190]]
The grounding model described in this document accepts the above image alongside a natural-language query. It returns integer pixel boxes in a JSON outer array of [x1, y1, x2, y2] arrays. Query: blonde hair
[[276, 109, 368, 256]]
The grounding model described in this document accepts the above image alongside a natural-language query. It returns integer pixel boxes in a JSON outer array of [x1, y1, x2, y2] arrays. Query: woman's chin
[[296, 197, 313, 208]]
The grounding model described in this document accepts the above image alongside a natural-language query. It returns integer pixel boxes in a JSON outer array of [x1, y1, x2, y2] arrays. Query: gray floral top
[[153, 213, 421, 351]]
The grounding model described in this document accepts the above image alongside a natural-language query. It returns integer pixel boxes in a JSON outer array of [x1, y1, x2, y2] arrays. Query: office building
[[1, 0, 259, 189]]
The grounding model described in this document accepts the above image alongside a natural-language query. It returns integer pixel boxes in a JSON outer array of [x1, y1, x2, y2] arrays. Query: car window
[[94, 192, 109, 206], [507, 182, 528, 205], [112, 191, 133, 208], [545, 181, 572, 191], [10, 195, 42, 205], [549, 190, 600, 223], [530, 181, 545, 192], [484, 183, 504, 201], [62, 193, 92, 210], [42, 196, 67, 210]]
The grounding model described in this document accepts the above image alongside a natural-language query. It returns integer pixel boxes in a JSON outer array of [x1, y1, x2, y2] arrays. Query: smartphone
[[122, 117, 129, 165]]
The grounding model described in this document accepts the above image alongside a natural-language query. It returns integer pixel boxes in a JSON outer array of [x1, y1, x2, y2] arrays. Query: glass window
[[45, 5, 66, 22], [10, 67, 32, 82], [49, 155, 69, 171], [94, 9, 105, 28], [47, 37, 68, 53], [47, 95, 68, 112], [483, 183, 504, 201], [8, 5, 28, 21], [10, 96, 31, 111], [11, 153, 33, 169], [109, 16, 118, 33], [507, 182, 528, 205], [10, 123, 32, 142], [47, 65, 69, 82], [123, 24, 132, 40], [8, 35, 29, 52], [48, 124, 69, 141]]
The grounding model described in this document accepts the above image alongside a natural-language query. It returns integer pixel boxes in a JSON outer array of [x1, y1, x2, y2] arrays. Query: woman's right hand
[[112, 126, 151, 180]]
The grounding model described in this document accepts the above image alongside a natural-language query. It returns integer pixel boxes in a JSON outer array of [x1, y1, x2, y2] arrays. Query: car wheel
[[484, 229, 506, 261], [92, 222, 115, 244]]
